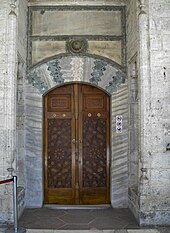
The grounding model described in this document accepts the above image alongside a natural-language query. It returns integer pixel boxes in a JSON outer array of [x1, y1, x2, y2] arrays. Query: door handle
[[72, 139, 82, 144], [72, 139, 76, 144]]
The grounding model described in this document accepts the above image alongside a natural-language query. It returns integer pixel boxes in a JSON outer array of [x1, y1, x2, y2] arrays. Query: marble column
[[138, 0, 151, 225], [0, 0, 18, 222]]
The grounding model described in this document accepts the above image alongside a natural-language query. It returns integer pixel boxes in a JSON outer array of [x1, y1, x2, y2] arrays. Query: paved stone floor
[[18, 207, 139, 230], [0, 207, 170, 233]]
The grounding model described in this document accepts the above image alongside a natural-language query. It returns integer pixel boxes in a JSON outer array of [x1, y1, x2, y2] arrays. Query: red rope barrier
[[0, 178, 13, 185]]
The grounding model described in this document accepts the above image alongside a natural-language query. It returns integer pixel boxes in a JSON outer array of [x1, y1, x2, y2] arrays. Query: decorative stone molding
[[27, 70, 48, 93], [27, 56, 126, 94], [17, 55, 25, 105], [164, 124, 170, 136], [66, 38, 88, 54], [47, 59, 64, 85], [9, 0, 17, 16], [90, 60, 107, 85], [140, 168, 149, 184], [16, 115, 25, 129], [106, 70, 126, 93], [138, 0, 148, 15], [7, 167, 14, 178]]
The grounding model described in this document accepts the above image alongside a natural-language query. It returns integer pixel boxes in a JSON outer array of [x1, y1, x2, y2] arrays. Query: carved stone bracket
[[106, 70, 126, 94], [90, 60, 107, 85], [47, 59, 64, 85]]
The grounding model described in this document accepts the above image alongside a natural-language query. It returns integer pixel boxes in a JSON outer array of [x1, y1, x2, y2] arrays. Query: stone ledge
[[139, 210, 170, 226]]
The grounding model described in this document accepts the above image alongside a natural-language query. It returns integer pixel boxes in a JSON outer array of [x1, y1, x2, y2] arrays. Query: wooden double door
[[44, 83, 110, 205]]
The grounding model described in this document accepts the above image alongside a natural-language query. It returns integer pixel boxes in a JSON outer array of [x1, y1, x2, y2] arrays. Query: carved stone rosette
[[66, 38, 88, 54]]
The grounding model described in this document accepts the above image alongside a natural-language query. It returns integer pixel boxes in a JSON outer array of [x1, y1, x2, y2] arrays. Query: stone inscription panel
[[32, 40, 122, 65], [31, 10, 122, 36], [32, 41, 66, 65], [88, 41, 122, 65]]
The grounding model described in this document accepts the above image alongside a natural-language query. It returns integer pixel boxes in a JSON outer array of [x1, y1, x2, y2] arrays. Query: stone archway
[[25, 55, 128, 208]]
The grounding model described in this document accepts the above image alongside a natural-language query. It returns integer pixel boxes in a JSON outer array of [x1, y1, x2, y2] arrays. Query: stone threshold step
[[44, 205, 110, 210], [25, 229, 161, 233]]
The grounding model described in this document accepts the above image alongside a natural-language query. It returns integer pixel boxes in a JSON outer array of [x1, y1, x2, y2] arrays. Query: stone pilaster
[[0, 0, 18, 223], [138, 0, 170, 225]]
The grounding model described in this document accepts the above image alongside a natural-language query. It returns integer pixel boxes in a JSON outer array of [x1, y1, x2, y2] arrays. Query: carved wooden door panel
[[78, 85, 110, 204], [44, 84, 110, 205]]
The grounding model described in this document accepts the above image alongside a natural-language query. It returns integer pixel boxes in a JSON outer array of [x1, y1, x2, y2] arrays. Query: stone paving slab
[[0, 227, 169, 233], [18, 208, 139, 230], [25, 229, 163, 233]]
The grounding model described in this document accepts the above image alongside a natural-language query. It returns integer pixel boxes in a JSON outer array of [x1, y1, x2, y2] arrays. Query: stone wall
[[16, 0, 28, 217], [126, 0, 139, 221], [138, 0, 170, 225], [0, 0, 27, 223], [111, 83, 128, 207], [0, 0, 18, 223]]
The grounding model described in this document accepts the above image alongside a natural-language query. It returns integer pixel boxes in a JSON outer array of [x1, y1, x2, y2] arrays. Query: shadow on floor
[[18, 207, 140, 230]]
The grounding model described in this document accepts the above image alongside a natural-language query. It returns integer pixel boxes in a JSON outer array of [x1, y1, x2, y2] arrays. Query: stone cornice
[[28, 0, 127, 7]]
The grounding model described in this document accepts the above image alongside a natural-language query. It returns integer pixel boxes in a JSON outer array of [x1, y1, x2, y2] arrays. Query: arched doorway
[[43, 83, 110, 205]]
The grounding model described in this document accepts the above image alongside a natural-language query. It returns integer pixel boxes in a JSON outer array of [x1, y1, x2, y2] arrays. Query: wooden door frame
[[43, 81, 111, 205]]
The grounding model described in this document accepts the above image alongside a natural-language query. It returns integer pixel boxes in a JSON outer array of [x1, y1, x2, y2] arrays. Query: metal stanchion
[[5, 176, 26, 233], [13, 176, 18, 233]]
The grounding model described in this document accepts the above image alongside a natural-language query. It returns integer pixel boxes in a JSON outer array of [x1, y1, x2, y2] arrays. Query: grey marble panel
[[32, 41, 66, 65], [31, 40, 122, 66], [88, 41, 122, 65], [32, 10, 122, 36], [111, 84, 128, 207], [139, 210, 170, 226], [25, 83, 43, 207]]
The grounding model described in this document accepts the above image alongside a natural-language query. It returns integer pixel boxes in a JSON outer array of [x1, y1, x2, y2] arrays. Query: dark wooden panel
[[81, 85, 103, 94], [82, 118, 107, 188], [48, 95, 71, 112], [83, 95, 105, 110], [46, 112, 72, 119], [47, 119, 72, 188], [44, 84, 75, 204], [79, 84, 110, 204]]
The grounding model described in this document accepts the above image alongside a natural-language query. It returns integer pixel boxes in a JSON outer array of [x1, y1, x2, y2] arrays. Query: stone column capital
[[138, 0, 147, 14], [9, 0, 17, 7], [9, 0, 17, 16]]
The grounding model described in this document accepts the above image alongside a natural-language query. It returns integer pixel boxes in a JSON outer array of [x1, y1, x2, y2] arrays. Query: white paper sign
[[116, 115, 122, 133]]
